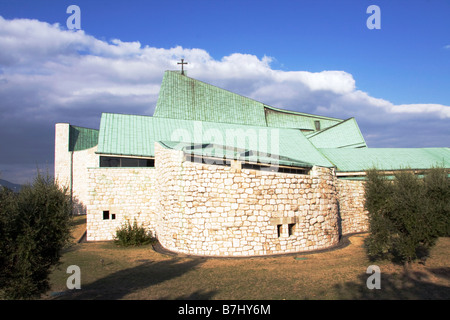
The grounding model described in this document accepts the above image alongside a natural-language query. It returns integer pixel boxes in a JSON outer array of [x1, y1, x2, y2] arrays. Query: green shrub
[[364, 167, 449, 266], [114, 219, 155, 247], [0, 172, 72, 299], [424, 167, 450, 237], [363, 169, 398, 262]]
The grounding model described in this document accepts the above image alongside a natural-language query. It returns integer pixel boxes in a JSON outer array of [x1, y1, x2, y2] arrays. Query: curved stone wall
[[155, 143, 340, 257]]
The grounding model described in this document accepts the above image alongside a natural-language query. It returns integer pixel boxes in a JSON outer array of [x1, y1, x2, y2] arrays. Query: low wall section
[[86, 167, 157, 241]]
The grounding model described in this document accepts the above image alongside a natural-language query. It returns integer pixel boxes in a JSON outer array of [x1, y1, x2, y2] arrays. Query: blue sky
[[2, 0, 449, 104], [0, 0, 449, 184]]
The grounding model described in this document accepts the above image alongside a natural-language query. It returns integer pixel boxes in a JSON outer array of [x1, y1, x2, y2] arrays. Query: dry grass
[[44, 216, 450, 300]]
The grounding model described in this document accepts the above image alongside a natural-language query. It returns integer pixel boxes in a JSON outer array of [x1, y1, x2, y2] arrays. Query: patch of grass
[[44, 224, 450, 300]]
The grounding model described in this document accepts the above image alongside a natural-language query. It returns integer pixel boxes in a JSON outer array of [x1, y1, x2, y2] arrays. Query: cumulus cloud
[[0, 16, 449, 184]]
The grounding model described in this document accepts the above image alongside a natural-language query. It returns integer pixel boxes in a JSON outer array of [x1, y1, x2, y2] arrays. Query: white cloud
[[0, 16, 449, 184], [389, 103, 450, 119]]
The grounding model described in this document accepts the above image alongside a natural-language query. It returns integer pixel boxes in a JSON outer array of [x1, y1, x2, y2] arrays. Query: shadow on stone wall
[[71, 196, 86, 215], [336, 201, 343, 240]]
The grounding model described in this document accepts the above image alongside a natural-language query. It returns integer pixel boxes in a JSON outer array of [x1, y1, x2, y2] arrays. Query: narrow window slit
[[288, 223, 295, 236], [277, 224, 282, 238]]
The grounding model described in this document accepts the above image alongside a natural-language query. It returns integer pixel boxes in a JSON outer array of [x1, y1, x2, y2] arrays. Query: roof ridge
[[264, 105, 343, 122], [102, 112, 153, 118], [70, 124, 99, 131]]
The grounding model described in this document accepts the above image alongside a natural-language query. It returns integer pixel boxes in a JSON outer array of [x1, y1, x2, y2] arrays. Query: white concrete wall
[[54, 123, 99, 215]]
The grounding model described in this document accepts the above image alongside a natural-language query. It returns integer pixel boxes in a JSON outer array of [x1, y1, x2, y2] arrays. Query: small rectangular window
[[103, 210, 110, 220], [314, 120, 321, 131], [288, 223, 295, 236], [184, 155, 230, 167], [111, 214, 116, 220], [241, 162, 309, 175], [277, 224, 282, 238]]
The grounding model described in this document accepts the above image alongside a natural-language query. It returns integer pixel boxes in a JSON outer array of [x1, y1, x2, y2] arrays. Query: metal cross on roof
[[177, 59, 188, 75]]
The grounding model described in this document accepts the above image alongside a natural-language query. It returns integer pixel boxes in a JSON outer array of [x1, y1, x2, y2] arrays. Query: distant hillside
[[0, 179, 23, 192]]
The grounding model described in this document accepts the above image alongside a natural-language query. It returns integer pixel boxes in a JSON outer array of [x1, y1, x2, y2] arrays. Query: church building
[[54, 70, 450, 257]]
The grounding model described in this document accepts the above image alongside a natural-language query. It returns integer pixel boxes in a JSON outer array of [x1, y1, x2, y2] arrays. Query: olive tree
[[0, 173, 72, 299], [364, 167, 449, 266]]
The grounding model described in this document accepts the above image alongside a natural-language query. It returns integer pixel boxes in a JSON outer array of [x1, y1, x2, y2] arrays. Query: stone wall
[[336, 179, 369, 234], [83, 155, 370, 247], [71, 146, 99, 215], [58, 124, 371, 255], [155, 142, 340, 257], [86, 167, 157, 241]]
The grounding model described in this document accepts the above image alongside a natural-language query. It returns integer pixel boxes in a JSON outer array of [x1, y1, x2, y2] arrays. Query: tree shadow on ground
[[157, 289, 218, 300], [57, 257, 216, 300], [331, 267, 450, 300]]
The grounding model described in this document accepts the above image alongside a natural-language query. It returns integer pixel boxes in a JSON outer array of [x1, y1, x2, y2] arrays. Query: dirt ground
[[45, 215, 450, 300]]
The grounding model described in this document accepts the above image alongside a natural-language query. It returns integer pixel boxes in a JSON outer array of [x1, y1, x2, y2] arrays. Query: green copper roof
[[96, 112, 334, 168], [265, 105, 342, 131], [320, 148, 450, 172], [306, 118, 367, 149], [154, 71, 268, 127], [69, 125, 99, 151], [154, 71, 345, 131]]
